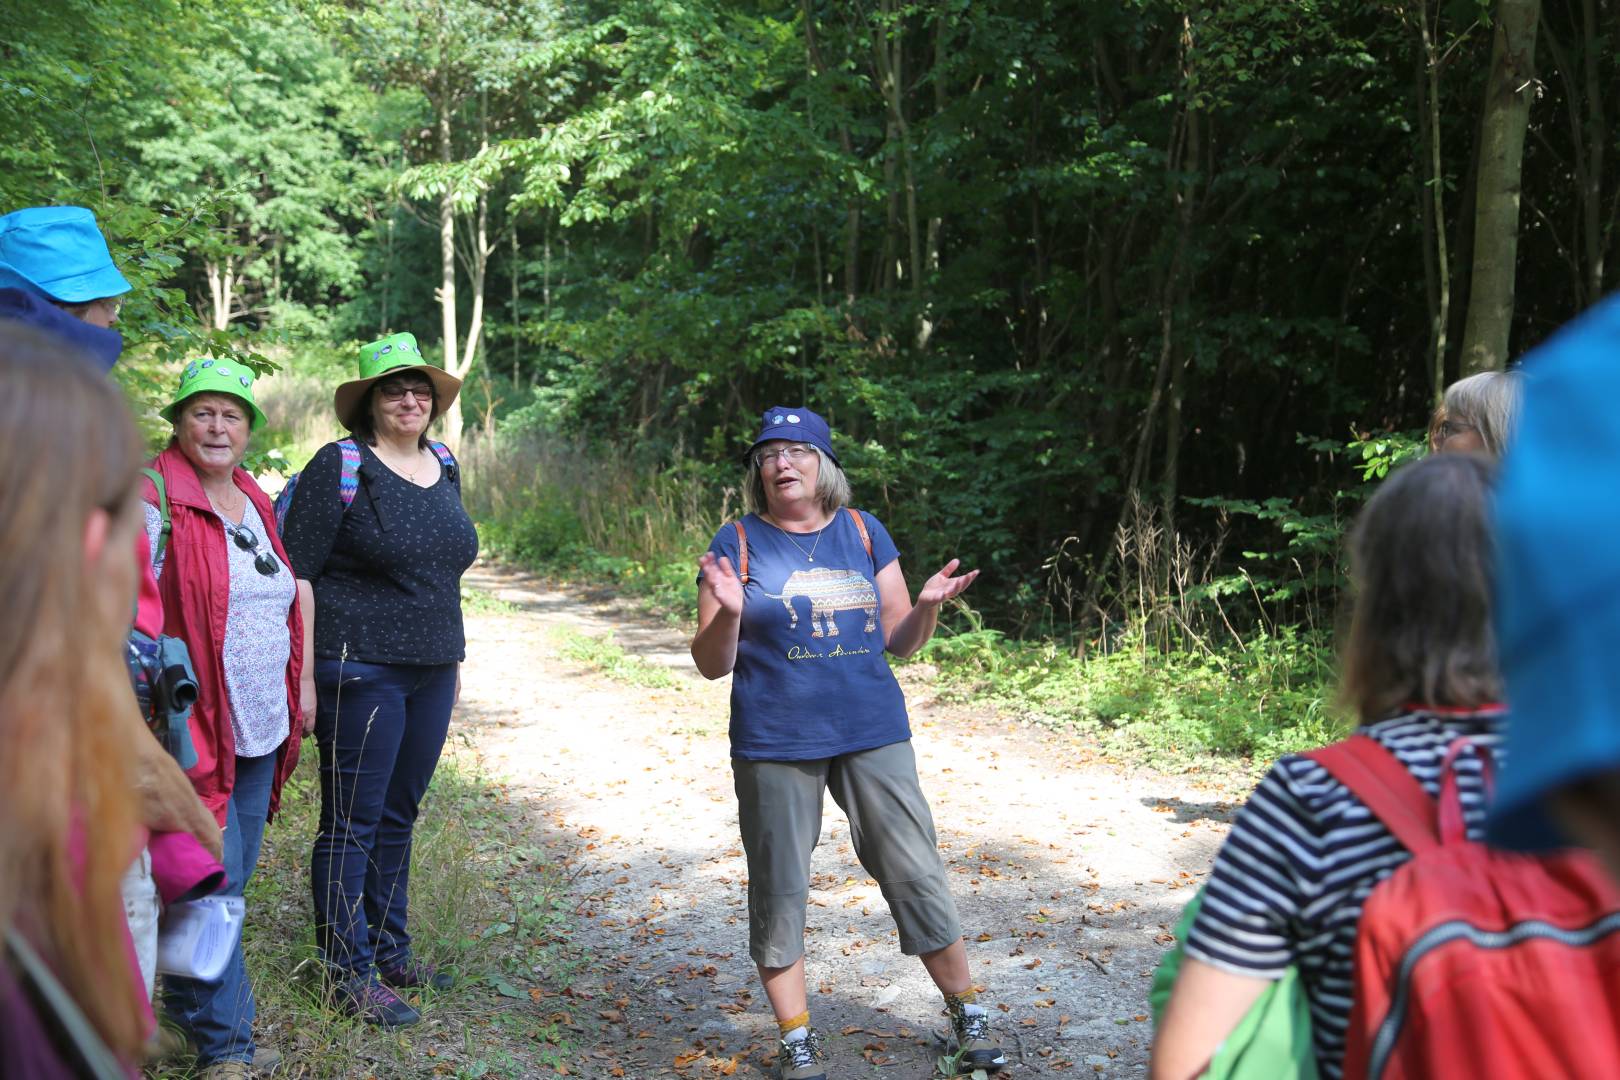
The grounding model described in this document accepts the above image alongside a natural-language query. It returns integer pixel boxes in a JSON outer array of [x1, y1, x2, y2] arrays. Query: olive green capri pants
[[732, 739, 962, 968]]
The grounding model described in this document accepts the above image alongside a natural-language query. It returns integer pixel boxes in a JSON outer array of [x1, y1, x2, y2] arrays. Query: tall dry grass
[[460, 421, 731, 614]]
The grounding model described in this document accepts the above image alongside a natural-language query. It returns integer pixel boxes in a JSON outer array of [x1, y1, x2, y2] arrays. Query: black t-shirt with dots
[[281, 440, 479, 666]]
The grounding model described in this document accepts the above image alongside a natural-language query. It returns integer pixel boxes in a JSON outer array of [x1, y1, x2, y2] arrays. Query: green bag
[[1149, 886, 1318, 1080]]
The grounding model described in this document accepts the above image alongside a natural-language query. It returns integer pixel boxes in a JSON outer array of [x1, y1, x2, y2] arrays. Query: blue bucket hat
[[1489, 294, 1620, 851], [0, 206, 133, 303], [749, 405, 839, 466]]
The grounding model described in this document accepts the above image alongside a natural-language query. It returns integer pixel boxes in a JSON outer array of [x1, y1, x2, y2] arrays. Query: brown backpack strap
[[733, 520, 750, 584], [844, 507, 872, 562]]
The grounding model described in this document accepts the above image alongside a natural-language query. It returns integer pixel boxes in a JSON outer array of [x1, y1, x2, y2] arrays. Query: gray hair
[[743, 445, 851, 516], [1435, 370, 1523, 458]]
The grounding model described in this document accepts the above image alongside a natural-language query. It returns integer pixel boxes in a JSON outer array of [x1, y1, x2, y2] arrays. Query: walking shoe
[[340, 980, 422, 1027], [252, 1044, 284, 1074], [143, 1023, 192, 1064], [945, 1004, 1008, 1073], [378, 958, 455, 992], [196, 1061, 253, 1080], [776, 1026, 828, 1080]]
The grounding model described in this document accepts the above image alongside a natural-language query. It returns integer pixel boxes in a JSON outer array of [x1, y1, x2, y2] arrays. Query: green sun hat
[[159, 358, 268, 431], [332, 331, 462, 431]]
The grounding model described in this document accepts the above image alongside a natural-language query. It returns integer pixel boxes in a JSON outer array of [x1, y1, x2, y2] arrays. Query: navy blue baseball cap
[[1490, 294, 1620, 850], [749, 405, 839, 466]]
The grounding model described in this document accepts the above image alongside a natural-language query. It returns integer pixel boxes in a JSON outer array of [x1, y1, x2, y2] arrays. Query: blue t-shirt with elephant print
[[702, 510, 911, 760]]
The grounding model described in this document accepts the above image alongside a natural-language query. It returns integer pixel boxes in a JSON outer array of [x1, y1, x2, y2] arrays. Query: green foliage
[[184, 757, 580, 1078], [920, 623, 1344, 766], [8, 0, 1610, 771], [551, 628, 682, 690], [1347, 430, 1428, 481], [121, 6, 379, 325]]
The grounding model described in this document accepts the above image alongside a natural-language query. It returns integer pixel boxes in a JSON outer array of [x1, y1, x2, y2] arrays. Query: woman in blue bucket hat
[[0, 205, 132, 371], [143, 360, 307, 1079], [691, 406, 1004, 1078]]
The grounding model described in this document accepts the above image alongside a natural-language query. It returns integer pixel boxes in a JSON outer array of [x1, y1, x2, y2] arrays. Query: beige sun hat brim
[[333, 363, 462, 432]]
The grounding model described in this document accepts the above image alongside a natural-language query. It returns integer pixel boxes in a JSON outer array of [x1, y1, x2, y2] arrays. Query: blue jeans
[[311, 658, 456, 980], [162, 749, 278, 1065]]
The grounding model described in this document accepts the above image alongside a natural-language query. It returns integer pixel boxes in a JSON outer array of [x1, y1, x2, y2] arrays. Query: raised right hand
[[697, 552, 745, 616]]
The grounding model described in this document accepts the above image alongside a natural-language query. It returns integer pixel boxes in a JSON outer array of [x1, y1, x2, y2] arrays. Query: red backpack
[[1305, 735, 1620, 1079]]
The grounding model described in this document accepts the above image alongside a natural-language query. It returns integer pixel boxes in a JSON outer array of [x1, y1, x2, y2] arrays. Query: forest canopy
[[6, 0, 1609, 639]]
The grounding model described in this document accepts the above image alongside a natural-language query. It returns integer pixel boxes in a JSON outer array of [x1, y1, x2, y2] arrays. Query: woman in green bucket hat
[[280, 332, 476, 1026], [143, 358, 309, 1078]]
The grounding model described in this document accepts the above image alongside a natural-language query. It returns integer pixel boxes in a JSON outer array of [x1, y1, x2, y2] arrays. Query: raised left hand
[[917, 558, 979, 607]]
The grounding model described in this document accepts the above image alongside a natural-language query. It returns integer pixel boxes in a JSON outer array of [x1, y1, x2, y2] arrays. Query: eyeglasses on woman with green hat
[[333, 332, 462, 440]]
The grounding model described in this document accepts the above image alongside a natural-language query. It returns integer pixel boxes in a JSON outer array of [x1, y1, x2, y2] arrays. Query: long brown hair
[[1341, 453, 1501, 723], [0, 324, 148, 1057]]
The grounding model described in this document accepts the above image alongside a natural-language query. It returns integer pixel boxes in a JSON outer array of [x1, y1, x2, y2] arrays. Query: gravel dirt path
[[455, 562, 1242, 1078]]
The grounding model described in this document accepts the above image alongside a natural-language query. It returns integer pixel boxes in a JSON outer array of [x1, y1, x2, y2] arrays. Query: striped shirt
[[1184, 708, 1504, 1079]]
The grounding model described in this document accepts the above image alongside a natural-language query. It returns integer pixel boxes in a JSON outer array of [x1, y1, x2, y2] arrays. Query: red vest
[[144, 446, 303, 826]]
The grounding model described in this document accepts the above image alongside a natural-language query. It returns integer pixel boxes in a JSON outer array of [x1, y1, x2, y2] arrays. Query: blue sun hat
[[749, 406, 838, 465], [1489, 294, 1620, 850], [159, 358, 268, 431], [0, 206, 133, 302]]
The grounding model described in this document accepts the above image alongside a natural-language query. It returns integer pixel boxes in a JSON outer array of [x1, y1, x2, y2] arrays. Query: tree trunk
[[799, 0, 861, 305], [204, 257, 236, 331], [510, 217, 520, 382], [436, 37, 460, 425], [1419, 3, 1452, 401], [1579, 0, 1604, 301], [1458, 0, 1540, 374]]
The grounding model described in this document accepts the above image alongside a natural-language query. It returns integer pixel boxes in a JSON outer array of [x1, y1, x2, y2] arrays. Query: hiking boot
[[340, 980, 422, 1027], [143, 1023, 192, 1064], [945, 1005, 1008, 1073], [196, 1061, 252, 1080], [378, 958, 455, 992], [252, 1044, 284, 1074], [776, 1026, 828, 1080]]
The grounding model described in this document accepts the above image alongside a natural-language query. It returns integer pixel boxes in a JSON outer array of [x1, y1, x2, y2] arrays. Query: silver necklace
[[773, 516, 828, 563]]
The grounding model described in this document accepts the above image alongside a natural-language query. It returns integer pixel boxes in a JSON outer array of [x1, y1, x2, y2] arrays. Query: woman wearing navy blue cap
[[691, 407, 1004, 1079]]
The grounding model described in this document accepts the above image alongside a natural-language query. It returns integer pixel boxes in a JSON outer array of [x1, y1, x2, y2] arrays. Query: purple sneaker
[[341, 980, 421, 1027], [378, 959, 455, 993]]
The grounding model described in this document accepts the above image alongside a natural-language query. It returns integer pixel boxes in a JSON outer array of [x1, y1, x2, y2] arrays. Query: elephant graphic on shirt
[[763, 567, 877, 638]]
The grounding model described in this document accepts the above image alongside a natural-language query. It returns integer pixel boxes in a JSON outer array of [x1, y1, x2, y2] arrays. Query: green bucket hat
[[333, 331, 462, 431], [159, 358, 268, 430]]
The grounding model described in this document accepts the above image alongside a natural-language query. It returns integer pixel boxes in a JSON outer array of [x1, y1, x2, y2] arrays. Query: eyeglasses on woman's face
[[229, 523, 281, 576], [378, 381, 434, 403], [753, 443, 817, 469]]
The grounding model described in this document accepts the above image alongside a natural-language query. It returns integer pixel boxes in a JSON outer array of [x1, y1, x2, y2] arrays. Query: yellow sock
[[777, 1010, 810, 1039], [943, 988, 977, 1011]]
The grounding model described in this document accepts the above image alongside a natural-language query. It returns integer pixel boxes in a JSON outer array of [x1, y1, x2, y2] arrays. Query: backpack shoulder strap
[[140, 467, 171, 563], [6, 928, 130, 1080], [336, 438, 362, 509], [732, 520, 750, 584], [844, 507, 873, 563], [428, 440, 460, 486], [1304, 734, 1441, 856]]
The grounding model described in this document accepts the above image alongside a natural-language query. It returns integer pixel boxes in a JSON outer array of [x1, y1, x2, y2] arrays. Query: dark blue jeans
[[162, 749, 278, 1065], [311, 658, 456, 981]]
